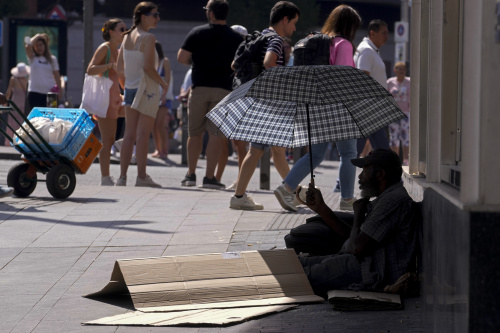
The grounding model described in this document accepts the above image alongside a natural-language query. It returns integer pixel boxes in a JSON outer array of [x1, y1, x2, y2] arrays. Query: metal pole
[[83, 0, 94, 71], [181, 97, 188, 165], [259, 150, 270, 190]]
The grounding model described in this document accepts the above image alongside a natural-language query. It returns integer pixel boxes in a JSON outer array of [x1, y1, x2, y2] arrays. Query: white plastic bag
[[80, 74, 113, 118]]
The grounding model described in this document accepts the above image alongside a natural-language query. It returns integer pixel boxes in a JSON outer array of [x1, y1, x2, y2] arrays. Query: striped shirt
[[260, 28, 284, 67]]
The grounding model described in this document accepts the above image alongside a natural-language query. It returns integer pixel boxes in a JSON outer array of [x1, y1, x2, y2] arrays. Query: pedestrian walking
[[87, 19, 126, 186], [116, 1, 168, 187], [4, 63, 29, 145], [354, 19, 391, 154], [151, 41, 173, 159], [274, 4, 362, 212], [387, 61, 410, 165], [229, 1, 301, 210], [177, 0, 243, 189]]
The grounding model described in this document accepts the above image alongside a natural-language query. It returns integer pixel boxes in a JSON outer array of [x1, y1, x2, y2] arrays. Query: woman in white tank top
[[116, 2, 168, 188]]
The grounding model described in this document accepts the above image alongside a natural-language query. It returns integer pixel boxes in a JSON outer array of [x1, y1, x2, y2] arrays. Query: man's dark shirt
[[181, 23, 243, 90]]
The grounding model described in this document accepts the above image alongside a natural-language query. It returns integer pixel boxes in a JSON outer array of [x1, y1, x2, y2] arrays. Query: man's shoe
[[181, 173, 196, 187], [136, 175, 162, 188], [230, 194, 264, 210], [115, 176, 127, 186], [200, 176, 225, 189], [339, 197, 357, 211], [0, 186, 14, 198], [274, 185, 298, 212], [100, 176, 115, 186]]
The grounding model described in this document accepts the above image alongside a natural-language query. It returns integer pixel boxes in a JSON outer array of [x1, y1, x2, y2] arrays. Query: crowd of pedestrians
[[1, 0, 411, 197]]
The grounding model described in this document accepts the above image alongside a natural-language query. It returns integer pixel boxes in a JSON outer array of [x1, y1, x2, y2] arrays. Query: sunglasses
[[145, 12, 160, 17]]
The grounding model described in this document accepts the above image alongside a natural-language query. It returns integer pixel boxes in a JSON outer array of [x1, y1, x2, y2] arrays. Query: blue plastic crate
[[14, 108, 95, 161]]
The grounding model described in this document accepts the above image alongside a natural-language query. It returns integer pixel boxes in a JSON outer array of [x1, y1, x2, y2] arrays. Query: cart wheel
[[46, 164, 76, 199], [7, 163, 37, 198]]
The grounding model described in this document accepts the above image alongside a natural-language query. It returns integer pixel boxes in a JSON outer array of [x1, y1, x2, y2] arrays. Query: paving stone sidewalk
[[0, 148, 423, 332]]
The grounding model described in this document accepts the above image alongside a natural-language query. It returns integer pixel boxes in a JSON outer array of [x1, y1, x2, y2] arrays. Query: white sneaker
[[130, 155, 137, 165], [113, 139, 123, 152], [100, 176, 115, 186], [0, 186, 14, 198], [230, 194, 263, 210], [135, 174, 161, 188], [273, 185, 298, 212], [115, 176, 127, 186], [339, 197, 357, 211]]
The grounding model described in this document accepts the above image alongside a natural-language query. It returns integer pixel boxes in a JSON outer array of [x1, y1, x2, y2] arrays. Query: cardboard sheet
[[84, 305, 296, 326], [327, 290, 402, 311], [85, 250, 323, 326]]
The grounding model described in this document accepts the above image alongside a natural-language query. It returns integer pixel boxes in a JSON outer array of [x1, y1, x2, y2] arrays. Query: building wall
[[408, 0, 500, 331]]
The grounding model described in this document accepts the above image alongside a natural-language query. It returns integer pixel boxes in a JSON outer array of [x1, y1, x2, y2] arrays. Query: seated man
[[297, 149, 418, 298]]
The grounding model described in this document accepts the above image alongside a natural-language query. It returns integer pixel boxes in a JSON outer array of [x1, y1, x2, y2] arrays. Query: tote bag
[[80, 46, 112, 118]]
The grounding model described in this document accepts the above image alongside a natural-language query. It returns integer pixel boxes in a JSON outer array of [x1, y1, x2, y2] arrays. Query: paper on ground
[[84, 305, 296, 326]]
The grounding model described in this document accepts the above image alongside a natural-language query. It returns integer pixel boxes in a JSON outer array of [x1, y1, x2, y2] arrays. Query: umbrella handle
[[309, 178, 315, 187]]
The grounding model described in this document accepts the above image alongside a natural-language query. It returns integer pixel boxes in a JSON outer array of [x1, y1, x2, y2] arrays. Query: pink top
[[387, 76, 410, 114], [329, 37, 355, 67]]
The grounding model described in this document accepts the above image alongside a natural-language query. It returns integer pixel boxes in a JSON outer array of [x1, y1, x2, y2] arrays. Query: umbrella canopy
[[207, 65, 406, 148]]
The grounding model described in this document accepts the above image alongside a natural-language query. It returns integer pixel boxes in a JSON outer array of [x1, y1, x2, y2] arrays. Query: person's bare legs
[[135, 113, 156, 179], [215, 138, 229, 181], [235, 146, 264, 196], [97, 117, 117, 177], [271, 146, 290, 179], [205, 133, 225, 179], [152, 105, 168, 157], [119, 107, 139, 179], [233, 140, 247, 170], [187, 134, 204, 175]]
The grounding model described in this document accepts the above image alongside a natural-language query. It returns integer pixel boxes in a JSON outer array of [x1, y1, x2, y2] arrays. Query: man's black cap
[[351, 148, 402, 170]]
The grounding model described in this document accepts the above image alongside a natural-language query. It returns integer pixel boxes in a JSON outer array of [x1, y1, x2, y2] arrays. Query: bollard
[[181, 97, 188, 165], [292, 147, 303, 164], [259, 149, 271, 190]]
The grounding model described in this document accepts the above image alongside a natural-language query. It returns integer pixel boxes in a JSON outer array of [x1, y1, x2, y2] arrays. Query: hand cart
[[0, 101, 102, 199]]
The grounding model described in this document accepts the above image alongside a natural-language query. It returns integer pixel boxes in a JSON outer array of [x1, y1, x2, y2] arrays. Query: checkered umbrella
[[206, 65, 406, 182]]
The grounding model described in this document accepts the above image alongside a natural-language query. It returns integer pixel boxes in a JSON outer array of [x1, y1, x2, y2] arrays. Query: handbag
[[80, 46, 113, 118]]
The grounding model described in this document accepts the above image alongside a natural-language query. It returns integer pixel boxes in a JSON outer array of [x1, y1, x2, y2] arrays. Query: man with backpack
[[177, 0, 243, 189], [229, 1, 301, 210]]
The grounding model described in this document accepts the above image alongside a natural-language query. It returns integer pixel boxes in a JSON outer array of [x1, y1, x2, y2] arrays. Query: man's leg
[[187, 134, 203, 175], [270, 146, 290, 179], [205, 133, 225, 180], [299, 253, 362, 299], [235, 146, 265, 196], [367, 127, 390, 150]]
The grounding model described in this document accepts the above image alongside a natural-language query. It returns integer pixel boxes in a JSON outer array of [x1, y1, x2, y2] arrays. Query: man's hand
[[0, 92, 7, 105], [352, 197, 369, 217], [305, 183, 325, 213]]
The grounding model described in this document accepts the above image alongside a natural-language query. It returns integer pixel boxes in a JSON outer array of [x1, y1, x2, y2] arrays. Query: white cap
[[231, 25, 248, 36]]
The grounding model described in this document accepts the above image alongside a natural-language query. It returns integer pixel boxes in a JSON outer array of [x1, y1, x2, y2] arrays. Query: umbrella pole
[[305, 104, 314, 186]]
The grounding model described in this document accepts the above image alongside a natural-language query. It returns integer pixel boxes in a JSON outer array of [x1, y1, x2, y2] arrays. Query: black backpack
[[293, 32, 332, 66], [232, 30, 277, 89]]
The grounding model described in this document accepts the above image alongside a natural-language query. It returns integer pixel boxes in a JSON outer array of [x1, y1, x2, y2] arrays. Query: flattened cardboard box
[[85, 249, 323, 326]]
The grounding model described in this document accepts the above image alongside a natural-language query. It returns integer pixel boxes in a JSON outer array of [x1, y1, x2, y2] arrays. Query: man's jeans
[[283, 139, 357, 199], [299, 253, 362, 298], [283, 142, 329, 189]]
